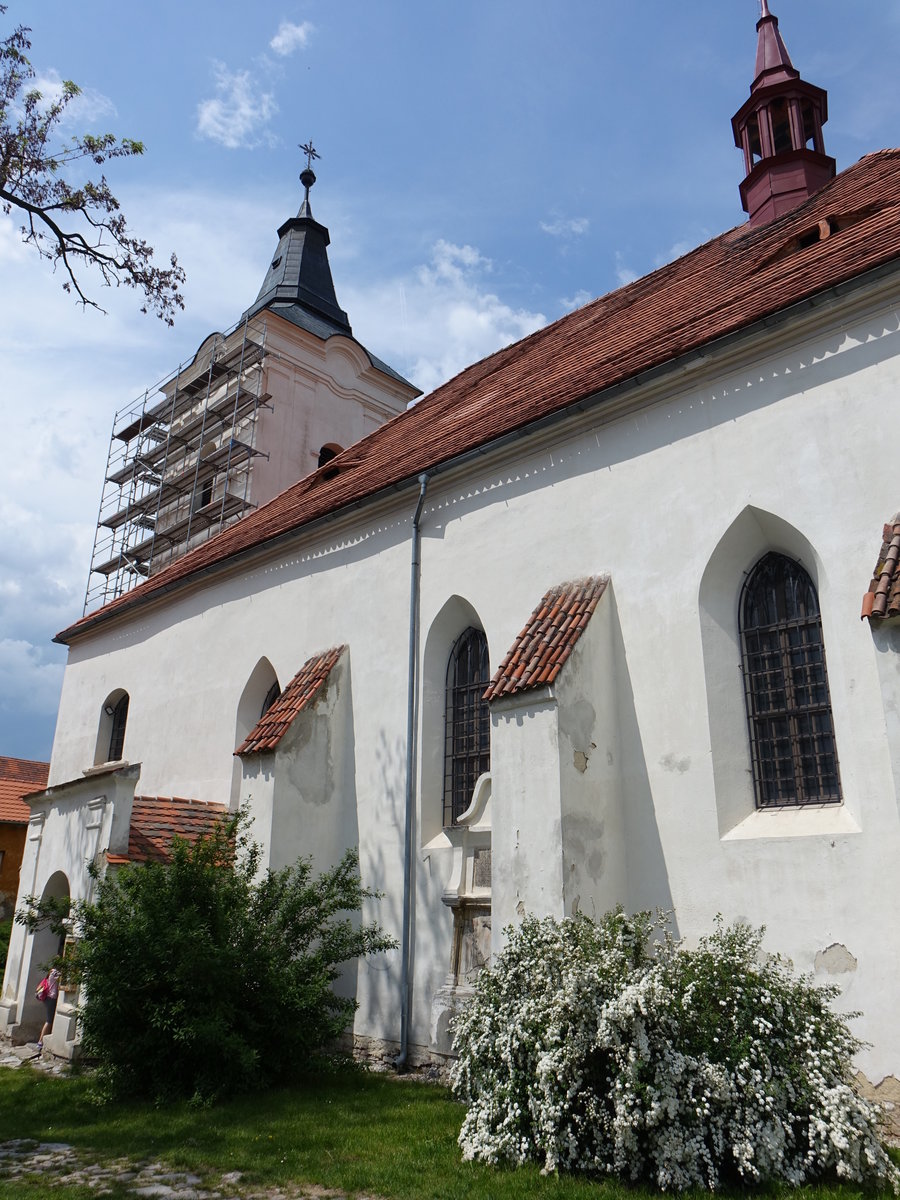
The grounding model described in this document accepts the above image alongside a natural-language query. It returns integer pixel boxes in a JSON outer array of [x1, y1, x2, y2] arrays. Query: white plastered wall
[[0, 765, 138, 1054], [42, 278, 900, 1077], [252, 320, 415, 511]]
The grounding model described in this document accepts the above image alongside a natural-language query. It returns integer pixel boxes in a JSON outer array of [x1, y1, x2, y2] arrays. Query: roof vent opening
[[798, 218, 833, 249]]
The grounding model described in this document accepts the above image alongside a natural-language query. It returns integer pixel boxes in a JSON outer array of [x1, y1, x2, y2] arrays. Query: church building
[[4, 6, 900, 1107]]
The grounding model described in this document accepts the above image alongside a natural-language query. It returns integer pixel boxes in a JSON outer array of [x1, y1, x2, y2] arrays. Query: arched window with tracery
[[443, 627, 490, 827], [740, 552, 841, 808]]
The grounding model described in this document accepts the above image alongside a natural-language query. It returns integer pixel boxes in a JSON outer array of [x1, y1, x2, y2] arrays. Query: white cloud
[[0, 639, 65, 739], [0, 213, 29, 263], [269, 21, 314, 56], [345, 239, 547, 396], [0, 186, 546, 756], [654, 238, 699, 268], [196, 62, 278, 149], [540, 215, 590, 238], [26, 70, 117, 126], [614, 252, 638, 286], [561, 289, 592, 311], [0, 184, 281, 759]]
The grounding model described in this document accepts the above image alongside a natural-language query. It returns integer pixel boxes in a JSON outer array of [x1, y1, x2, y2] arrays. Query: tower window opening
[[747, 115, 762, 165], [770, 99, 792, 155], [801, 101, 818, 150]]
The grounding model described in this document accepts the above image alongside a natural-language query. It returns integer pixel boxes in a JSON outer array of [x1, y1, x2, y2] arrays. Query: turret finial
[[298, 139, 320, 205], [759, 0, 771, 18]]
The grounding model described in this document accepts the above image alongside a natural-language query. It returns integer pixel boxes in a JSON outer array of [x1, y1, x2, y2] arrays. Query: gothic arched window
[[740, 553, 841, 808], [443, 627, 490, 827]]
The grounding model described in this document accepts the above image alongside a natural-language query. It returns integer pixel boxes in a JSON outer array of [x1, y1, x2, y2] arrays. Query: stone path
[[0, 1048, 380, 1199], [1, 1040, 69, 1077], [0, 1137, 377, 1199]]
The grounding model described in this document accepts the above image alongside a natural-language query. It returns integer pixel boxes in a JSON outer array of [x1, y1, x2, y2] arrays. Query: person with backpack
[[35, 967, 60, 1052]]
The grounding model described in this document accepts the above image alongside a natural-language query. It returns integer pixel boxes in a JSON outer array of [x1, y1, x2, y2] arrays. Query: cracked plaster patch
[[815, 943, 858, 974]]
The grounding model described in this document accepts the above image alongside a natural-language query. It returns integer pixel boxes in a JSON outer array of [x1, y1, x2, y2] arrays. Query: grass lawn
[[0, 1062, 894, 1200]]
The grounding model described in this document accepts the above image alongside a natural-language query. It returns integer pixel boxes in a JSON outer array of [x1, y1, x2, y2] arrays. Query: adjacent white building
[[4, 7, 900, 1110]]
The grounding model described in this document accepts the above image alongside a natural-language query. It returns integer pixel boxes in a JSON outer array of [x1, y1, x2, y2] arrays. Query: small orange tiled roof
[[106, 795, 229, 865], [484, 576, 609, 702], [862, 519, 900, 620], [235, 646, 346, 756], [0, 756, 49, 825], [58, 150, 900, 647]]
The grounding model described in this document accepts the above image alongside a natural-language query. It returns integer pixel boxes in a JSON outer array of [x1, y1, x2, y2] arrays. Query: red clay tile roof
[[106, 796, 228, 865], [0, 756, 49, 825], [484, 577, 609, 702], [862, 519, 900, 620], [58, 150, 900, 646], [235, 646, 345, 756]]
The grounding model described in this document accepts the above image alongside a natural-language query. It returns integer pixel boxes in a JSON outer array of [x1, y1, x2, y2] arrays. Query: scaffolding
[[84, 314, 272, 615]]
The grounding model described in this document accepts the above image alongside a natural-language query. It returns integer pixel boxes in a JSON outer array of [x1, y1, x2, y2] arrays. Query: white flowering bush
[[450, 910, 898, 1192]]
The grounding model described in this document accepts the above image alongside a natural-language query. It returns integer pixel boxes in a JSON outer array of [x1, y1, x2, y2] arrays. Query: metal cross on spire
[[298, 140, 320, 209], [299, 140, 320, 171]]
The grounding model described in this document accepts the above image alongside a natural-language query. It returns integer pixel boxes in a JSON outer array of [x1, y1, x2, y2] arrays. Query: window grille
[[740, 553, 841, 808], [443, 627, 490, 827], [108, 694, 129, 762]]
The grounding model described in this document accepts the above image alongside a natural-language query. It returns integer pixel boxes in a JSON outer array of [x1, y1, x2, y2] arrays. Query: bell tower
[[732, 1, 836, 226]]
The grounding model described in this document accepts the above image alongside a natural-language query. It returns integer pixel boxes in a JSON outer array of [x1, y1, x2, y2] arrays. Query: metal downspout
[[396, 472, 429, 1070]]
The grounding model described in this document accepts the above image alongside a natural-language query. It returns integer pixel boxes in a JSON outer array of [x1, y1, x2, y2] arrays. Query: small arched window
[[740, 553, 841, 808], [104, 696, 130, 758], [443, 628, 490, 827]]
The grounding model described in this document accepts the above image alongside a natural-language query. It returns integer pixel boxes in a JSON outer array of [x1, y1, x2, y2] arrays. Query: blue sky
[[2, 0, 899, 761]]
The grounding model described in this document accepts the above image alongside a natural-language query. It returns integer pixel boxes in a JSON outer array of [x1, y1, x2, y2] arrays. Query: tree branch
[[1, 11, 185, 323]]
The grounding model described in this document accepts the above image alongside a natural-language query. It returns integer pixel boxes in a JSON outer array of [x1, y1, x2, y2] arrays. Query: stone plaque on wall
[[472, 846, 491, 888]]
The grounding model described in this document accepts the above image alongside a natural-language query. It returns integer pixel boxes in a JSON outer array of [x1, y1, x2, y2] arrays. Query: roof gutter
[[59, 254, 900, 647]]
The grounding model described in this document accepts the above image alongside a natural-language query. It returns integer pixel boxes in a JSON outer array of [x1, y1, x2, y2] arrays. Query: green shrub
[[18, 812, 394, 1102], [451, 910, 897, 1192]]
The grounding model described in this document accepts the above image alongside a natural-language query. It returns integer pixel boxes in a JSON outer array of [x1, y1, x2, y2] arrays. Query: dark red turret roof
[[732, 4, 835, 226], [753, 0, 798, 89]]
